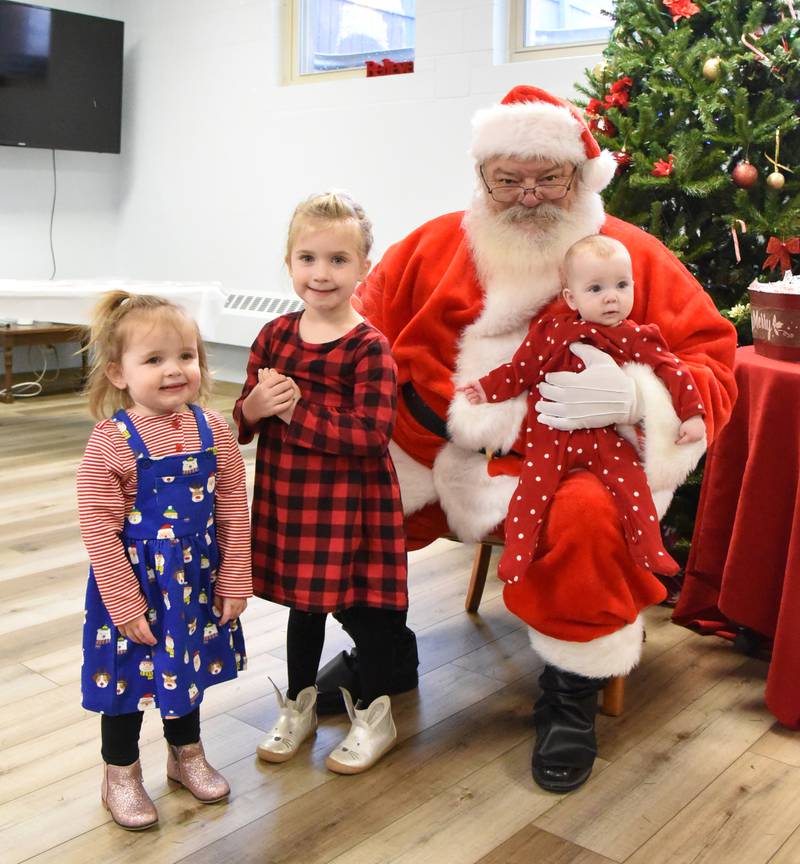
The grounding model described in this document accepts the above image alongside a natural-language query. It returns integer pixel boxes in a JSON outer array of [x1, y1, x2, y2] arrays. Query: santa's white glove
[[535, 343, 640, 430]]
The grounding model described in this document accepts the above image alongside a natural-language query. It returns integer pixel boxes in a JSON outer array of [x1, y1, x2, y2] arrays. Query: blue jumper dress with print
[[81, 405, 247, 717]]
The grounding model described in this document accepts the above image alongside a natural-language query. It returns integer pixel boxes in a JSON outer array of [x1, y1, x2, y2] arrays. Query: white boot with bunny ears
[[325, 688, 397, 774], [257, 679, 318, 763]]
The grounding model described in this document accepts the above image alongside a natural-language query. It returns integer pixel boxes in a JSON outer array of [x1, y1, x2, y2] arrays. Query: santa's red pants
[[405, 471, 667, 643]]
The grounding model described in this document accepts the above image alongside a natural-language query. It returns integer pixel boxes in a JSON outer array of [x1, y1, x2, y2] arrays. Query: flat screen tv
[[0, 1, 123, 153]]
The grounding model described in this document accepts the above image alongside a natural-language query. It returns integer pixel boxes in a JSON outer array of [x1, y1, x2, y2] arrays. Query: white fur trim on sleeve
[[432, 444, 518, 542], [621, 362, 706, 519], [528, 615, 644, 678], [389, 440, 438, 516]]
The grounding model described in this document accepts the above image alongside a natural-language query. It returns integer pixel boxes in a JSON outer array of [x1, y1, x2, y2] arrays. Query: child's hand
[[118, 613, 157, 646], [457, 381, 488, 405], [676, 414, 705, 445], [276, 378, 301, 425], [215, 595, 248, 627], [242, 368, 297, 422]]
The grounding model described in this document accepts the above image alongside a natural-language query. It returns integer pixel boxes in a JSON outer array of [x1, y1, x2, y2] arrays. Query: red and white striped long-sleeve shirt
[[77, 409, 252, 626]]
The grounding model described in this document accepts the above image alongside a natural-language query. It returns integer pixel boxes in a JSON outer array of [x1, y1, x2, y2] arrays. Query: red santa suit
[[478, 312, 706, 586], [353, 88, 737, 679]]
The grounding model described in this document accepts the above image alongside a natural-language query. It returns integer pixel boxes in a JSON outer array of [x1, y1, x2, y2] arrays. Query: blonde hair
[[83, 290, 211, 420], [562, 234, 631, 283], [285, 190, 373, 262]]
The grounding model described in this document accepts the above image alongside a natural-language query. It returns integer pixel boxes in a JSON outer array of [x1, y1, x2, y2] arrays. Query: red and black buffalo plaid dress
[[234, 312, 408, 613]]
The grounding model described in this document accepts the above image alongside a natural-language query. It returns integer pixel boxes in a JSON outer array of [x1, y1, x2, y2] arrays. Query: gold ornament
[[593, 60, 607, 80], [767, 171, 786, 190], [766, 129, 793, 185], [702, 57, 722, 81]]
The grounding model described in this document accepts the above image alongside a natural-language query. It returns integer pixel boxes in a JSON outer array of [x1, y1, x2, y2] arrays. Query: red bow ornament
[[763, 236, 800, 273], [663, 0, 700, 21]]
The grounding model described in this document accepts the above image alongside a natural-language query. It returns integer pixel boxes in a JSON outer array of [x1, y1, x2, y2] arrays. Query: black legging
[[101, 707, 200, 766], [287, 606, 405, 706]]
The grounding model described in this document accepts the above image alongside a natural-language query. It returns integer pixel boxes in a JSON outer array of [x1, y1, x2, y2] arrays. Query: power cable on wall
[[49, 148, 57, 279]]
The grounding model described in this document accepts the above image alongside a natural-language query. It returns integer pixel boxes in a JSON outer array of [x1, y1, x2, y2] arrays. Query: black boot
[[531, 665, 605, 793], [315, 613, 420, 715]]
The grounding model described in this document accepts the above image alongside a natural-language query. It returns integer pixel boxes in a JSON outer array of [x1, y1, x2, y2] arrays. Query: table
[[0, 322, 88, 403], [673, 346, 800, 728]]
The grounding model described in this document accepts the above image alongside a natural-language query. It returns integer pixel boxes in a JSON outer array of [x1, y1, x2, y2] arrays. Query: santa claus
[[317, 85, 737, 793]]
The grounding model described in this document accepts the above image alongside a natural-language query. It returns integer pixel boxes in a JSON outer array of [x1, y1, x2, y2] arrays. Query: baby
[[460, 234, 705, 583]]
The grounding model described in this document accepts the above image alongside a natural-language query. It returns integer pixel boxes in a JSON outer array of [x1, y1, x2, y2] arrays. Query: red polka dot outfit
[[478, 312, 705, 584]]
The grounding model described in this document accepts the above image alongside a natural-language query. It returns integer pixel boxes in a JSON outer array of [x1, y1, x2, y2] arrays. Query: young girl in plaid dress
[[234, 191, 407, 774]]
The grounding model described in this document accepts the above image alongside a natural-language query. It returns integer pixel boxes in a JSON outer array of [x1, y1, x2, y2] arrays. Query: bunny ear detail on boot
[[268, 676, 287, 709], [325, 688, 397, 775], [256, 680, 318, 763]]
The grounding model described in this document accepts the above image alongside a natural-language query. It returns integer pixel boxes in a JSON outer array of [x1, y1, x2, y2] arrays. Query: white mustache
[[500, 203, 565, 225]]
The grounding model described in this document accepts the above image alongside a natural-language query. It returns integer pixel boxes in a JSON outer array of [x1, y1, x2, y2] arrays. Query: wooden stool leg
[[465, 543, 492, 613], [601, 675, 625, 717]]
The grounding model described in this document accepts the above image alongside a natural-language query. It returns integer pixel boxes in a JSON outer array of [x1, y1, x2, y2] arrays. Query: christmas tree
[[577, 0, 800, 568], [579, 0, 800, 339]]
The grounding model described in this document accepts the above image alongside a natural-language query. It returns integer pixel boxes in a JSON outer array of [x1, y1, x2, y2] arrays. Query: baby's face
[[563, 248, 634, 327]]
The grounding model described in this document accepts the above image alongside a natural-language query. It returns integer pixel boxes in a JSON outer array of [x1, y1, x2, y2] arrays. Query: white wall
[[0, 0, 128, 281], [1, 0, 603, 380], [115, 0, 603, 294]]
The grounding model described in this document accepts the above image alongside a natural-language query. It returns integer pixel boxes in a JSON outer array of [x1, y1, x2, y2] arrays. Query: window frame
[[509, 0, 612, 62], [284, 0, 414, 86]]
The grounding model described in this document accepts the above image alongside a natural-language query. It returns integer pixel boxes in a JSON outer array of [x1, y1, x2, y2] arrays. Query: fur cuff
[[389, 441, 437, 516], [447, 390, 528, 454], [528, 616, 644, 678], [622, 363, 706, 519], [433, 444, 517, 542]]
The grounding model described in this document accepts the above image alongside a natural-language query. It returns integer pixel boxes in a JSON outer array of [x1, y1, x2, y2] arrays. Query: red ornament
[[586, 98, 605, 118], [663, 0, 701, 21], [763, 236, 800, 273], [614, 150, 633, 169], [651, 154, 674, 176], [732, 161, 758, 188]]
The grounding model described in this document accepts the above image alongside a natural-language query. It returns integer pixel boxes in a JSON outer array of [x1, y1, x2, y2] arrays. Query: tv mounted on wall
[[0, 1, 123, 153]]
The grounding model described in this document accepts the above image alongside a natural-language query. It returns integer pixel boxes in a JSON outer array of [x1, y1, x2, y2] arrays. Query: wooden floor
[[2, 385, 799, 864]]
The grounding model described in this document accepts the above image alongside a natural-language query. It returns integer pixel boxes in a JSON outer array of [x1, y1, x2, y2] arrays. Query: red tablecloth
[[673, 346, 800, 728]]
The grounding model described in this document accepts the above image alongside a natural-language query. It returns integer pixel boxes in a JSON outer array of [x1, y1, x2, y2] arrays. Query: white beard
[[461, 186, 606, 332]]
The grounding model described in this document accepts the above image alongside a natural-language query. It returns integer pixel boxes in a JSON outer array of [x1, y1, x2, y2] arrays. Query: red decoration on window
[[366, 59, 414, 77]]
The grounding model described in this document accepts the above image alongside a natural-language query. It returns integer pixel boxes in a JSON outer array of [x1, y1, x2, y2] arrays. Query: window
[[512, 0, 613, 54], [290, 1, 415, 80]]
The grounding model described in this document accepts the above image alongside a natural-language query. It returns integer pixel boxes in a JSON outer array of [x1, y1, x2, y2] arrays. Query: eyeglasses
[[479, 164, 577, 203]]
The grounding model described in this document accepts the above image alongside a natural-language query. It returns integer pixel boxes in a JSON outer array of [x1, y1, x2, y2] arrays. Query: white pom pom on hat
[[471, 85, 617, 193]]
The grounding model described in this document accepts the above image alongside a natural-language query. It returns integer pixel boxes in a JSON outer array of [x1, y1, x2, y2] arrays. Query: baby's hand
[[118, 613, 157, 646], [676, 415, 705, 445], [457, 381, 488, 405], [214, 595, 248, 628]]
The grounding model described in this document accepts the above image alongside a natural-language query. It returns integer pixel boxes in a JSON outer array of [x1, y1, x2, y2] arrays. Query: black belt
[[401, 381, 450, 441], [400, 381, 522, 460]]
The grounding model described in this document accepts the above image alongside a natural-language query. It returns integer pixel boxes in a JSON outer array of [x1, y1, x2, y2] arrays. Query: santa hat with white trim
[[471, 85, 617, 193]]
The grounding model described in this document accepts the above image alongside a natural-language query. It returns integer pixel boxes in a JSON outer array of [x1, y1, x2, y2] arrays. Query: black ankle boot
[[531, 665, 606, 793], [315, 616, 419, 715]]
